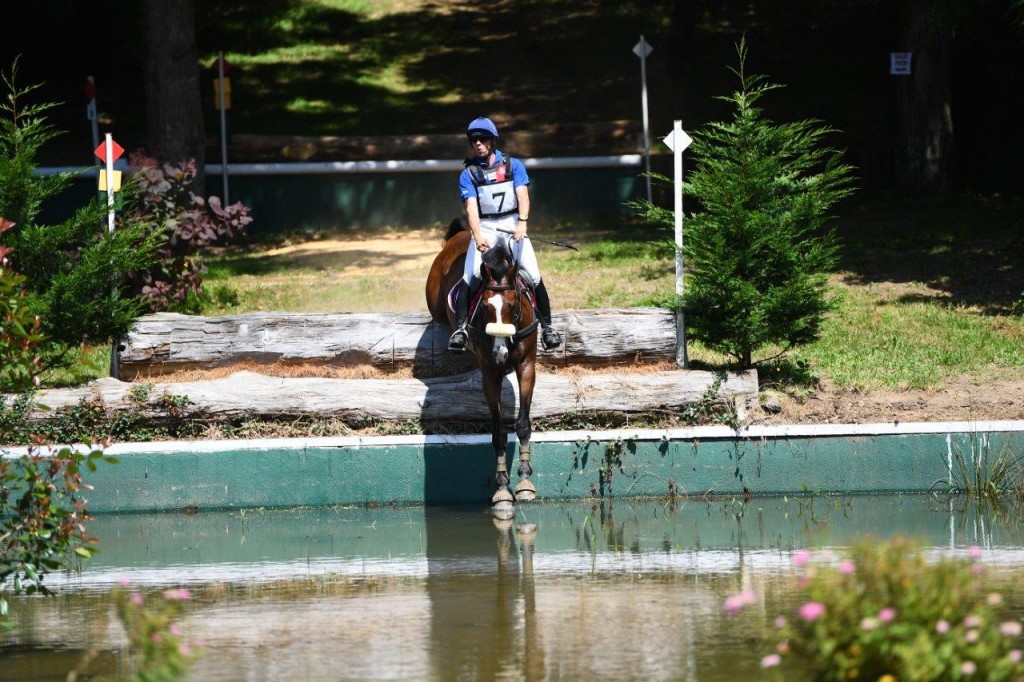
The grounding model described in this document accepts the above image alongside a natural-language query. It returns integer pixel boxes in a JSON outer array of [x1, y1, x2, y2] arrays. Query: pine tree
[[0, 60, 160, 362], [679, 41, 855, 368]]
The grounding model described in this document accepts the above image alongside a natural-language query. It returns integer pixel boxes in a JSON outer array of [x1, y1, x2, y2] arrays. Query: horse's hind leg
[[514, 363, 537, 503]]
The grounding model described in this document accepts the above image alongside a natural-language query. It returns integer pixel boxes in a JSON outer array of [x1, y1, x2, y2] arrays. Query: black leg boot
[[448, 280, 471, 353], [534, 280, 562, 351]]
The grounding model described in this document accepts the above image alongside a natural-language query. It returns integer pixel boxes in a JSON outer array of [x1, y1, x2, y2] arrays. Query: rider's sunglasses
[[467, 133, 494, 144]]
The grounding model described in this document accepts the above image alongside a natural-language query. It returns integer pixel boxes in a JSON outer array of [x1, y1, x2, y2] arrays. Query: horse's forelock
[[481, 243, 514, 282]]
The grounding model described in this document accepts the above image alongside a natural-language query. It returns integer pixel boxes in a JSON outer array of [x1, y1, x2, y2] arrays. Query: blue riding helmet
[[466, 117, 499, 140]]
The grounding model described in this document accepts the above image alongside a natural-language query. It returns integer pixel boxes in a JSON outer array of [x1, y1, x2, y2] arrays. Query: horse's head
[[478, 242, 533, 365]]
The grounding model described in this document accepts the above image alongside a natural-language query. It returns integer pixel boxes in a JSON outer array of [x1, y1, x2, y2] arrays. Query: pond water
[[3, 494, 1023, 681]]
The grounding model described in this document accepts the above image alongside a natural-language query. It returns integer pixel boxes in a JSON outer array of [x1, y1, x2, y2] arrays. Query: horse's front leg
[[483, 372, 515, 516], [514, 360, 537, 503]]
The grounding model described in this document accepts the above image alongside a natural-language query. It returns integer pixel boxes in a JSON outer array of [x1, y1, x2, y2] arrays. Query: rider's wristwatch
[[518, 215, 529, 221]]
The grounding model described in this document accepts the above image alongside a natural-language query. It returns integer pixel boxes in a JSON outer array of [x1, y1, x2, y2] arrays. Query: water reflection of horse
[[426, 219, 539, 516]]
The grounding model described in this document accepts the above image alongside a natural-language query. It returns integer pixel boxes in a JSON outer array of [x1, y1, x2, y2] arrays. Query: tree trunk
[[896, 0, 954, 194], [141, 0, 205, 194]]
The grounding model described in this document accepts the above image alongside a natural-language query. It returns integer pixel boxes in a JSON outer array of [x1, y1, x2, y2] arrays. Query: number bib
[[475, 178, 518, 218]]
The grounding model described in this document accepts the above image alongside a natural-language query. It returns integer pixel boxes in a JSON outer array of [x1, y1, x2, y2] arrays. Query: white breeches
[[462, 217, 542, 286]]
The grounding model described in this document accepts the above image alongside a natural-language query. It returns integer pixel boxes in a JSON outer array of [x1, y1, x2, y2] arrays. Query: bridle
[[476, 254, 539, 345]]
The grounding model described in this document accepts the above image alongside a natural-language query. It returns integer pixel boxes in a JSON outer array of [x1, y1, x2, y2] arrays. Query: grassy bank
[[36, 195, 1024, 396], [190, 195, 1024, 393]]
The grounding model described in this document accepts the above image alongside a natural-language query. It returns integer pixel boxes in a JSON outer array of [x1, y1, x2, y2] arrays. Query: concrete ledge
[[6, 421, 1021, 513]]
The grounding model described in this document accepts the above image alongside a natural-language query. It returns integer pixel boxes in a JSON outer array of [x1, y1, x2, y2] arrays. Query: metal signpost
[[662, 120, 693, 368], [215, 53, 232, 204], [632, 35, 653, 203]]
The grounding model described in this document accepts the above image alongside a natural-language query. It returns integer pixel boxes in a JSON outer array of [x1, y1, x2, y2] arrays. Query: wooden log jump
[[24, 369, 758, 424], [117, 308, 678, 379]]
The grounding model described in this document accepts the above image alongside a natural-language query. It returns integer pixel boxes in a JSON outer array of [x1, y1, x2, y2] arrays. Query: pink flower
[[169, 623, 183, 636], [774, 616, 787, 629], [965, 615, 983, 628], [972, 564, 984, 575], [1010, 650, 1022, 663], [988, 592, 1004, 606], [761, 654, 781, 668], [936, 620, 950, 634], [838, 560, 855, 575], [861, 617, 879, 630], [130, 593, 144, 605], [792, 550, 812, 567], [723, 590, 756, 615], [878, 608, 896, 623], [724, 585, 757, 614], [968, 545, 983, 559], [799, 602, 826, 622], [1000, 621, 1023, 637], [151, 632, 163, 644], [163, 588, 191, 601], [962, 661, 977, 676], [116, 576, 132, 586], [179, 643, 192, 656]]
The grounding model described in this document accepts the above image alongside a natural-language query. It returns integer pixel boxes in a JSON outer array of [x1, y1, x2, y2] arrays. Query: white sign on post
[[663, 120, 692, 368], [633, 35, 654, 203], [890, 52, 912, 76]]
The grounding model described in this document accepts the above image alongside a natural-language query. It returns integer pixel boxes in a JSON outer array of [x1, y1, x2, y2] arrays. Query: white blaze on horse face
[[487, 292, 504, 321], [487, 292, 510, 362]]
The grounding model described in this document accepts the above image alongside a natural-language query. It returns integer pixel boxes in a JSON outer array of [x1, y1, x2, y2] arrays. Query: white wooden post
[[663, 120, 693, 368], [104, 133, 115, 233], [633, 36, 654, 203]]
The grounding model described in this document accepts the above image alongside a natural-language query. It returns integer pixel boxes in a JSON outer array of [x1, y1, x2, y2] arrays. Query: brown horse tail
[[443, 216, 469, 242]]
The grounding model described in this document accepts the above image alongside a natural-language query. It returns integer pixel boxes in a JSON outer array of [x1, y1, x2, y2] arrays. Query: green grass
[[805, 284, 1024, 389]]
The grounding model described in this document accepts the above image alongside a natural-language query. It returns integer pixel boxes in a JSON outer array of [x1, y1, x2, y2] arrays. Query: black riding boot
[[534, 280, 562, 351], [448, 280, 473, 353]]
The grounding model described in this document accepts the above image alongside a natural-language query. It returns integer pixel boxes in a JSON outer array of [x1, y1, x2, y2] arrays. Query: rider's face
[[469, 135, 494, 160]]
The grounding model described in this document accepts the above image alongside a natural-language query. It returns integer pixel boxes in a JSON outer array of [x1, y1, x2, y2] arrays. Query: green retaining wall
[[10, 423, 1018, 514], [45, 165, 642, 233]]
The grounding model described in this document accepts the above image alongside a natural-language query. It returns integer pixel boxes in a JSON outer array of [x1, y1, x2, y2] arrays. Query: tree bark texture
[[19, 369, 758, 424], [897, 0, 954, 194], [117, 309, 680, 379], [141, 0, 205, 191]]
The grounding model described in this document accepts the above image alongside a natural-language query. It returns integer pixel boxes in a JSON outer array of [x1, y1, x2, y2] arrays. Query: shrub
[[633, 41, 854, 368], [111, 582, 201, 680], [0, 216, 43, 393], [128, 152, 252, 313], [0, 444, 117, 625], [0, 59, 161, 359], [729, 537, 1024, 680]]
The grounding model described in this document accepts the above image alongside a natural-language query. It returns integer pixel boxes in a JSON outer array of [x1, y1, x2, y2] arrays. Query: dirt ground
[[199, 234, 1024, 428]]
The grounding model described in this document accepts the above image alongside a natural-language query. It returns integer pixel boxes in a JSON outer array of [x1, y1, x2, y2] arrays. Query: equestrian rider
[[448, 116, 562, 353]]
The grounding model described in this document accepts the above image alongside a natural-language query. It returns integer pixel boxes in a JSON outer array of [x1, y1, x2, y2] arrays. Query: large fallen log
[[116, 309, 678, 380], [22, 369, 757, 424]]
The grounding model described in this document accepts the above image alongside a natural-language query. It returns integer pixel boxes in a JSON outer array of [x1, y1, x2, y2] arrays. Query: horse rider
[[448, 116, 563, 354]]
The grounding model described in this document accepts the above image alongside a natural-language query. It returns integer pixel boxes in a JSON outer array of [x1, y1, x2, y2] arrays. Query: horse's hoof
[[515, 479, 536, 502], [517, 522, 537, 540], [492, 488, 515, 516], [492, 516, 514, 531], [492, 506, 515, 521]]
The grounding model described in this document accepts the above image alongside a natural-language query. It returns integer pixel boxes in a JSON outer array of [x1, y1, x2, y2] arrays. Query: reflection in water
[[2, 496, 1024, 680]]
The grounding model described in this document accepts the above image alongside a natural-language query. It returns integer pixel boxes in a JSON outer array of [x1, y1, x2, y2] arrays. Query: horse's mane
[[443, 217, 468, 242], [481, 241, 514, 282]]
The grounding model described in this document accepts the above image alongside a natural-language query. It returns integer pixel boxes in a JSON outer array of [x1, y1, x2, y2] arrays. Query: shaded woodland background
[[2, 0, 1023, 196]]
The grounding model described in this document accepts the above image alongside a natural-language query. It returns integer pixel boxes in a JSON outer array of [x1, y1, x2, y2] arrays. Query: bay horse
[[426, 219, 539, 515]]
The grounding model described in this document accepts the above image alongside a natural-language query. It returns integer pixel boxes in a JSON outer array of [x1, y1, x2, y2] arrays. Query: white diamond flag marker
[[632, 36, 653, 59], [662, 128, 693, 153]]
